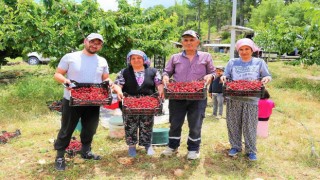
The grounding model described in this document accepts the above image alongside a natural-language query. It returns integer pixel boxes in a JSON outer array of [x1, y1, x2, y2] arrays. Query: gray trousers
[[226, 98, 258, 154], [212, 93, 224, 116]]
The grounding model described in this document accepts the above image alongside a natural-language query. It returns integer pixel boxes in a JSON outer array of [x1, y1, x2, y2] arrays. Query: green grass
[[0, 61, 320, 179]]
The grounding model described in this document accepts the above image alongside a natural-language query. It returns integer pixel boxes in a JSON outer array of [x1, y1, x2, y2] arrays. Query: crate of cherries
[[122, 94, 163, 115], [164, 80, 207, 100], [222, 80, 265, 98], [69, 82, 112, 106]]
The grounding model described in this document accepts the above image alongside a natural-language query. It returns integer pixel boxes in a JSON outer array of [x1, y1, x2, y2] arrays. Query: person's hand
[[63, 79, 73, 90], [261, 76, 271, 84], [111, 84, 124, 100], [157, 84, 165, 100], [220, 76, 227, 83], [203, 74, 213, 85], [162, 76, 170, 85], [209, 92, 212, 99], [117, 92, 124, 101]]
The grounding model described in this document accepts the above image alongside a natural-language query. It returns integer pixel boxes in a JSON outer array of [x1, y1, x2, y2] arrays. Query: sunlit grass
[[0, 62, 320, 179]]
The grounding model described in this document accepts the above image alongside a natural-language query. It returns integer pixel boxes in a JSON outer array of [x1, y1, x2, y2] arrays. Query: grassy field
[[0, 60, 320, 179]]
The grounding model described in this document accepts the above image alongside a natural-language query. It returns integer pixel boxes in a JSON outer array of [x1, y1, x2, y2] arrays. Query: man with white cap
[[53, 33, 109, 171], [161, 30, 216, 160]]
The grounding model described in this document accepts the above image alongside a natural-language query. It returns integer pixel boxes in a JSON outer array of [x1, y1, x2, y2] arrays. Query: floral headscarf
[[126, 50, 150, 67]]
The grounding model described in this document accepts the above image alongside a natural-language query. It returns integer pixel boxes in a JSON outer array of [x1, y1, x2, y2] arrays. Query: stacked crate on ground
[[46, 99, 63, 113]]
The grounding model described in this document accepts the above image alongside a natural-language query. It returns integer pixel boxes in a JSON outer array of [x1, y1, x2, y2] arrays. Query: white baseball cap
[[86, 33, 104, 43]]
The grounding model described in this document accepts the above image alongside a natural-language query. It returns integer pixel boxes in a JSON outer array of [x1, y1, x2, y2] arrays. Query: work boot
[[161, 147, 178, 156], [187, 151, 200, 160], [81, 150, 101, 160], [55, 157, 66, 171]]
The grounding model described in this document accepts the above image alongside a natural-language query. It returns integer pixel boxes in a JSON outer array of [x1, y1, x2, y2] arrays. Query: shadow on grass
[[33, 148, 202, 179], [202, 143, 260, 178]]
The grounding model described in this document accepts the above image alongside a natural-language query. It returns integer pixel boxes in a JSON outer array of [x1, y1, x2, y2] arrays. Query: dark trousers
[[54, 98, 100, 152], [168, 99, 207, 151]]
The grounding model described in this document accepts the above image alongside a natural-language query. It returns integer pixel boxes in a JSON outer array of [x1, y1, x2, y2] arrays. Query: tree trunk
[[239, 0, 244, 26], [198, 0, 201, 33], [207, 0, 211, 42]]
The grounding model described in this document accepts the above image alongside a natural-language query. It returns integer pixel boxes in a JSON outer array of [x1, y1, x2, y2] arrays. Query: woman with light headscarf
[[221, 38, 272, 161], [113, 50, 164, 157]]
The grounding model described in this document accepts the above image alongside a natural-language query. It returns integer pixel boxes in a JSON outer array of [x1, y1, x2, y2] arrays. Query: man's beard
[[85, 46, 98, 54]]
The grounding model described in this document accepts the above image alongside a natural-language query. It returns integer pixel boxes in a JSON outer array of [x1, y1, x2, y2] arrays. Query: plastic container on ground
[[257, 121, 268, 138], [75, 119, 82, 132], [100, 107, 122, 129], [152, 128, 169, 145], [100, 94, 121, 128], [154, 99, 169, 124], [108, 116, 125, 138]]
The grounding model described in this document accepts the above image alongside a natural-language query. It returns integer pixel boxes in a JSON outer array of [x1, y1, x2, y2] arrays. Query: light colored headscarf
[[235, 38, 259, 52], [126, 50, 150, 67]]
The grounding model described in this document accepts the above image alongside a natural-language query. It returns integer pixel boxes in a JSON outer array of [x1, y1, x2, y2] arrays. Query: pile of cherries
[[166, 80, 205, 92], [123, 96, 160, 109], [71, 87, 109, 100], [225, 80, 262, 91]]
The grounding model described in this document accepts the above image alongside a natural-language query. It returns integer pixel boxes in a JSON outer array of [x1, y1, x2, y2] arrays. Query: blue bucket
[[152, 128, 169, 145], [75, 119, 82, 132]]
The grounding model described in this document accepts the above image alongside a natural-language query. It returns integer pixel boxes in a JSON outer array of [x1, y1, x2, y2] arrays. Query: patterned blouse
[[115, 69, 162, 87]]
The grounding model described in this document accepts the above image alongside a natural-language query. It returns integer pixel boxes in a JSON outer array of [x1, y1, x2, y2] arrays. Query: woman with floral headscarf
[[221, 38, 272, 161], [113, 50, 164, 157]]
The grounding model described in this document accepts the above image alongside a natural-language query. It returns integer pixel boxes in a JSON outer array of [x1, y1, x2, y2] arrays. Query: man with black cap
[[53, 33, 110, 171], [161, 30, 216, 160]]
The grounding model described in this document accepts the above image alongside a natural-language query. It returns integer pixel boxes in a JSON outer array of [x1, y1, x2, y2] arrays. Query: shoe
[[217, 115, 222, 119], [81, 151, 101, 160], [187, 151, 200, 160], [247, 153, 257, 161], [161, 147, 178, 156], [128, 147, 137, 157], [228, 148, 240, 157], [55, 157, 66, 171], [145, 146, 155, 156]]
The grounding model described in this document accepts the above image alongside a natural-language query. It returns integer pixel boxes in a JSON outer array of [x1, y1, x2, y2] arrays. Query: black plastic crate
[[164, 81, 207, 100], [69, 82, 112, 106], [122, 105, 163, 115], [122, 95, 163, 115], [222, 85, 265, 98]]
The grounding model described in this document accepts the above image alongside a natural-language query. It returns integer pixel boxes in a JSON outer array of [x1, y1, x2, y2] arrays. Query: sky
[[94, 0, 176, 11], [35, 0, 178, 11]]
